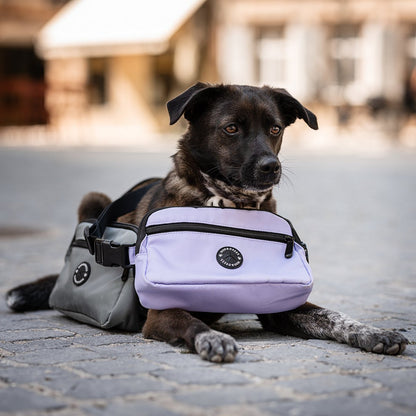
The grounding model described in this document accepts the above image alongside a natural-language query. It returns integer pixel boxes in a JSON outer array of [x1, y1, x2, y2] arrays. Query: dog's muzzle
[[257, 155, 280, 175], [251, 155, 281, 189]]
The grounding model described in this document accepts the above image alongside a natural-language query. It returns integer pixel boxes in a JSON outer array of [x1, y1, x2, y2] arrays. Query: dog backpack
[[50, 180, 313, 330], [134, 206, 313, 314], [49, 180, 159, 331]]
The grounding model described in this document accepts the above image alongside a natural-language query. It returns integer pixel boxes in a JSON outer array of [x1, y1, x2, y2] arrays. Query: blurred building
[[1, 0, 416, 144], [215, 0, 416, 144], [0, 0, 69, 126], [35, 0, 212, 142]]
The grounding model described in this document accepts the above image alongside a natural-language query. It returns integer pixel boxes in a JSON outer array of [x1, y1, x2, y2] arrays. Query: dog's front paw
[[349, 330, 408, 355], [195, 330, 238, 363]]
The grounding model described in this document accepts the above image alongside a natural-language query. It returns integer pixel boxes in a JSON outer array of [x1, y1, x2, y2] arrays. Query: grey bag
[[49, 181, 158, 331]]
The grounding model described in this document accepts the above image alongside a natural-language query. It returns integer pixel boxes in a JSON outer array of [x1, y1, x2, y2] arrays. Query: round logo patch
[[216, 247, 243, 269], [73, 262, 91, 286]]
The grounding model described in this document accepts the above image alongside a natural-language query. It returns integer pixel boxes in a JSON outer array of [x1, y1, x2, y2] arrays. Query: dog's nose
[[258, 156, 280, 174]]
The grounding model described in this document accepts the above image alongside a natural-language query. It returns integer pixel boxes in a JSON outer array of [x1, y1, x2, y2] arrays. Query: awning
[[36, 0, 205, 59]]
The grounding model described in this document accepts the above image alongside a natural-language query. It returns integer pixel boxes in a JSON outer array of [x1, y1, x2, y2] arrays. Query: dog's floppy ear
[[167, 82, 224, 125], [271, 88, 318, 130]]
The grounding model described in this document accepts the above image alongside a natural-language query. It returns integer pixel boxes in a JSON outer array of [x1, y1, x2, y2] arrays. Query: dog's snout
[[258, 156, 280, 174]]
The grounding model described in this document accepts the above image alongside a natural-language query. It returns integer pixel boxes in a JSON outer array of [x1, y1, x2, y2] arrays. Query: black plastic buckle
[[84, 227, 96, 255], [94, 239, 129, 267]]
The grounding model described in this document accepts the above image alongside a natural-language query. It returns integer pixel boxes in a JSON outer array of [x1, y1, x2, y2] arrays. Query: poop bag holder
[[49, 180, 159, 331], [135, 207, 313, 314]]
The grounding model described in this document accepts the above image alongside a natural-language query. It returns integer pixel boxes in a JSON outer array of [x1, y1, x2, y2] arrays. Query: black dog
[[6, 83, 408, 362]]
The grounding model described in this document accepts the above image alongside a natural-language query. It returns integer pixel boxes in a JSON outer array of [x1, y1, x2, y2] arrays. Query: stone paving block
[[86, 342, 148, 359], [252, 342, 324, 361], [381, 389, 416, 411], [70, 332, 142, 347], [261, 394, 412, 416], [304, 339, 362, 353], [70, 357, 163, 377], [151, 365, 251, 385], [0, 328, 74, 342], [0, 148, 415, 415], [0, 364, 76, 385], [364, 367, 416, 388], [363, 368, 416, 408], [12, 345, 105, 365], [0, 337, 75, 353], [0, 314, 61, 331], [315, 350, 416, 372], [233, 350, 266, 363], [83, 400, 182, 416], [64, 375, 174, 399], [0, 387, 65, 412], [229, 359, 331, 379], [48, 317, 111, 335], [88, 340, 183, 362], [175, 385, 281, 408], [136, 344, 215, 367], [274, 373, 373, 396], [98, 340, 176, 356]]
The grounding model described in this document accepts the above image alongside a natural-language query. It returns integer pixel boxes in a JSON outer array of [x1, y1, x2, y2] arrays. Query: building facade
[[2, 0, 416, 144], [215, 0, 416, 141], [0, 0, 69, 126]]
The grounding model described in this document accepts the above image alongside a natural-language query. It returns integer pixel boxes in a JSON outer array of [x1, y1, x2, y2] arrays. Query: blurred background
[[0, 0, 416, 148]]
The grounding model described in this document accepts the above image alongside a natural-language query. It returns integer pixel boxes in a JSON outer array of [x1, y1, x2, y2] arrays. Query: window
[[256, 27, 286, 86], [404, 26, 416, 113], [0, 47, 47, 125], [329, 25, 362, 89], [88, 58, 108, 105], [406, 26, 416, 72]]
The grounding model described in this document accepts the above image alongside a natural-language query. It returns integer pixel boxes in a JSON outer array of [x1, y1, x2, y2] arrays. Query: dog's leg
[[142, 309, 238, 363], [258, 302, 408, 355], [6, 274, 58, 311]]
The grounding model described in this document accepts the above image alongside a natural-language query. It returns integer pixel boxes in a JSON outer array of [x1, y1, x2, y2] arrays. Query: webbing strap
[[85, 180, 160, 256]]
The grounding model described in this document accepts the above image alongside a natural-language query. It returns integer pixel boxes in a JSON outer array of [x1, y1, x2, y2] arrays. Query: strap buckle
[[84, 227, 97, 255], [94, 239, 130, 267]]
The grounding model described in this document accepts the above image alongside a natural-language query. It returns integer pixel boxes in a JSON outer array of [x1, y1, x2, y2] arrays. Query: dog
[[6, 83, 408, 363]]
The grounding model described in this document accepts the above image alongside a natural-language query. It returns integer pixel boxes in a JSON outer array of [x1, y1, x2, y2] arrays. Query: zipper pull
[[284, 237, 294, 258]]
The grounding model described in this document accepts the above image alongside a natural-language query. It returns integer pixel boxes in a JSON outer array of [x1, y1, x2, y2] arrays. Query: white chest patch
[[202, 171, 271, 210], [205, 195, 236, 208]]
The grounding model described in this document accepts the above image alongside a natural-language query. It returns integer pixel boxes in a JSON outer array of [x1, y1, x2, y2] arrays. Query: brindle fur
[[6, 83, 408, 362]]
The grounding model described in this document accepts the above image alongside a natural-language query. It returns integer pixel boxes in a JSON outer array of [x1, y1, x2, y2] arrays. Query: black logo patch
[[73, 262, 91, 286], [216, 247, 243, 269]]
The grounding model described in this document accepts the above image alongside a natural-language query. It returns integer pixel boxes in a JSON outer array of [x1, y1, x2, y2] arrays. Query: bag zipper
[[146, 222, 294, 258]]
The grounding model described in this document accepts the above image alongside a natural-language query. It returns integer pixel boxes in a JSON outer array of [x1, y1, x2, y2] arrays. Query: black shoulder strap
[[85, 179, 160, 255]]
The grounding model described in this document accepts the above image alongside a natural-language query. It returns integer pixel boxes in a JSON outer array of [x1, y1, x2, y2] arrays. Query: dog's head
[[168, 83, 318, 194]]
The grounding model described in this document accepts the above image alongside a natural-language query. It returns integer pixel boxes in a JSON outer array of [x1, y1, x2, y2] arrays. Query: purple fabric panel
[[135, 278, 312, 314], [129, 246, 136, 265], [134, 207, 313, 314], [138, 234, 311, 285], [146, 207, 293, 235]]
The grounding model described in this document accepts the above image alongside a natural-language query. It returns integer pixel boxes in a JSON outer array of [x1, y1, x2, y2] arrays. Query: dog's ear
[[167, 82, 224, 125], [270, 88, 318, 130]]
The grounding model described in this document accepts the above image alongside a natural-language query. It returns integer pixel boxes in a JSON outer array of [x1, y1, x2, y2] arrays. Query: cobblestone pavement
[[0, 145, 415, 416]]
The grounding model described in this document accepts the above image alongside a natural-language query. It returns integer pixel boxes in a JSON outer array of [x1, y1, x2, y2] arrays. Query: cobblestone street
[[0, 145, 415, 416]]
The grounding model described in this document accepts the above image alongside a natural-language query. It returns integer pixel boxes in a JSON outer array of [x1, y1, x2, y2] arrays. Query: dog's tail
[[6, 274, 58, 311]]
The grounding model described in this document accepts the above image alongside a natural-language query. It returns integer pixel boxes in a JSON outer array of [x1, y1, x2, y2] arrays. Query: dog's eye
[[224, 124, 238, 135], [270, 126, 281, 135]]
